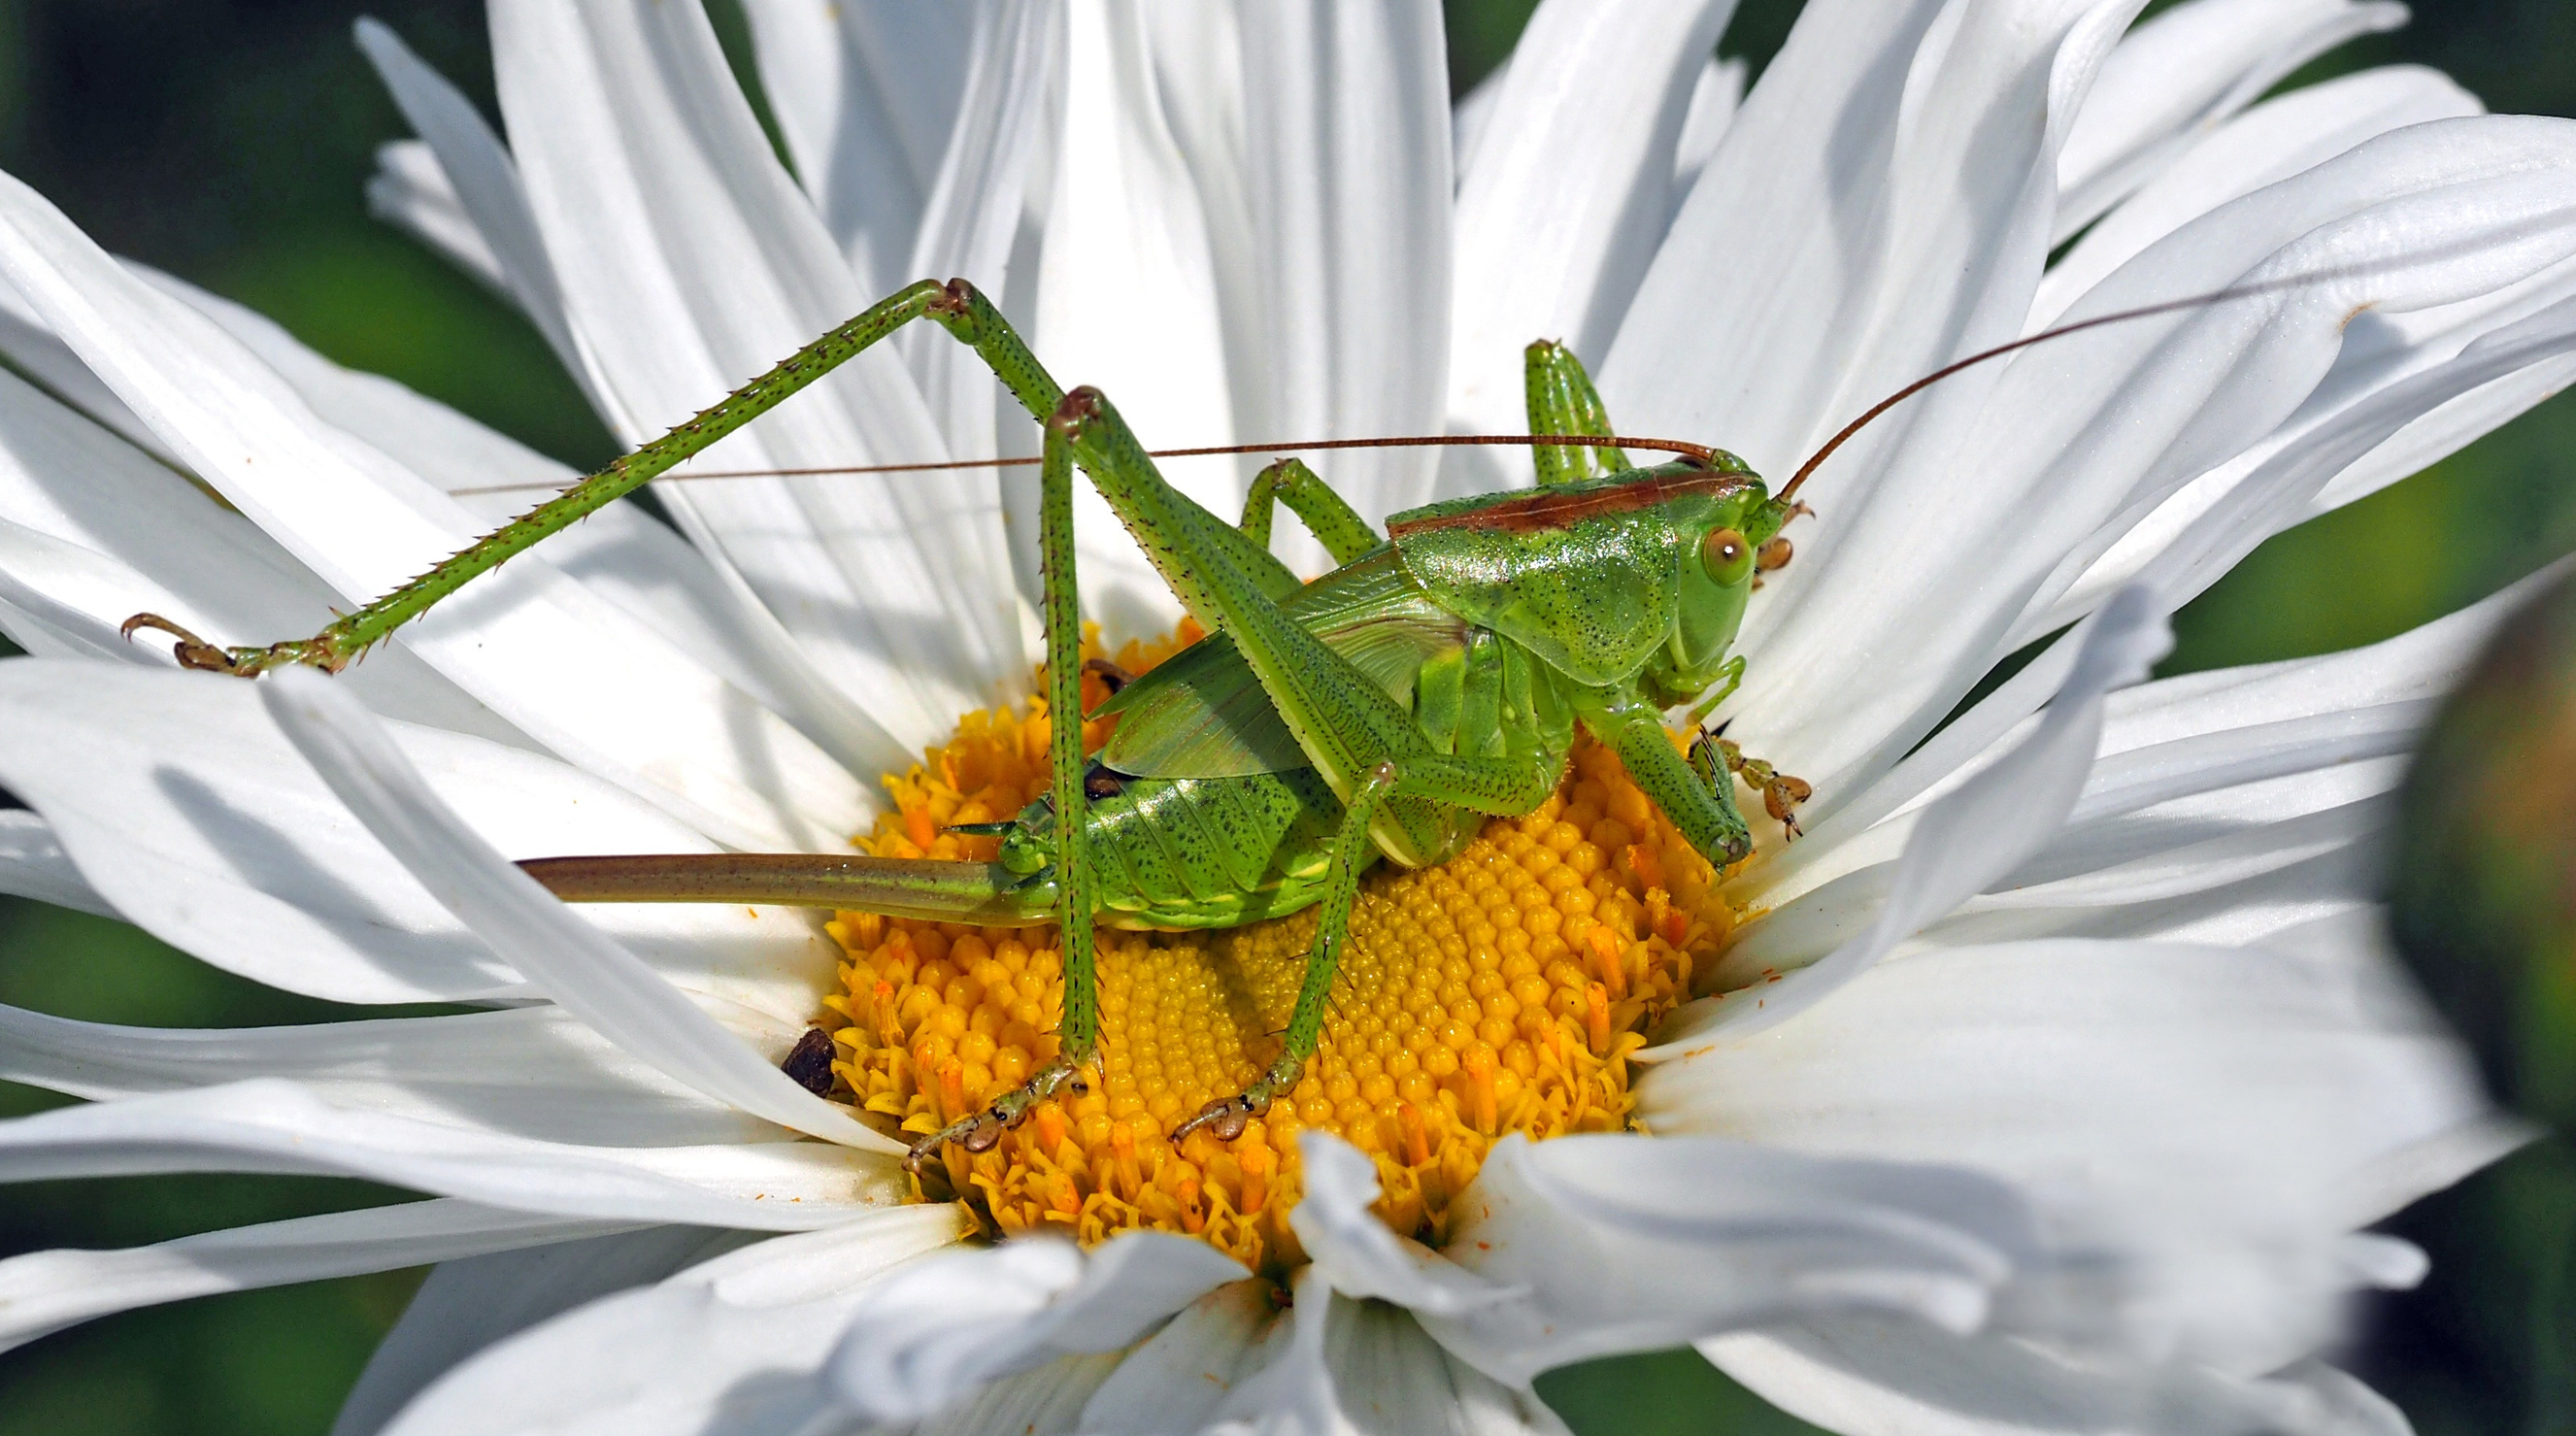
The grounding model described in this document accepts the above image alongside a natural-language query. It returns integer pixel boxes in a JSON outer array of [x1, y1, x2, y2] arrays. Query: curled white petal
[[1288, 1132, 1522, 1318], [1659, 584, 2170, 1046], [820, 1232, 1246, 1424], [0, 1199, 626, 1356]]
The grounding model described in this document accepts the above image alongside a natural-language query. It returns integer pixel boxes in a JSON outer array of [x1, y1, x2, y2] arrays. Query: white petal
[[0, 1081, 902, 1229], [1660, 586, 2170, 1046], [2156, 291, 2576, 611], [1604, 0, 2123, 482], [148, 263, 895, 779], [1031, 0, 1244, 639], [1735, 708, 2419, 967], [1702, 1320, 2372, 1436], [364, 140, 512, 300], [0, 807, 109, 917], [1196, 1267, 1341, 1436], [0, 266, 170, 461], [1424, 1133, 2039, 1388], [354, 19, 585, 380], [1305, 1292, 1567, 1436], [2036, 66, 2485, 329], [915, 1353, 1129, 1436], [0, 1199, 626, 1355], [1076, 1280, 1286, 1435], [820, 1232, 1246, 1424], [493, 0, 1021, 752], [1644, 932, 2491, 1366], [1733, 117, 2576, 800], [2021, 173, 2576, 645], [0, 1004, 777, 1149], [1452, 56, 1510, 183], [1646, 933, 2483, 1198], [1673, 57, 1748, 194], [334, 1226, 767, 1436], [1763, 546, 2552, 918], [261, 667, 893, 1153], [1442, 0, 1737, 493], [1232, 1, 1453, 534], [0, 660, 838, 1013], [1289, 1134, 1524, 1319], [738, 2, 974, 294], [905, 2, 1062, 474], [348, 85, 918, 773], [0, 168, 873, 851], [377, 1207, 970, 1436], [0, 354, 524, 746], [2055, 0, 2409, 240]]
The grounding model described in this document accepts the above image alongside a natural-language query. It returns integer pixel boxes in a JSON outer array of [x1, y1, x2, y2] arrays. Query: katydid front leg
[[1589, 695, 1755, 870], [1706, 735, 1815, 838]]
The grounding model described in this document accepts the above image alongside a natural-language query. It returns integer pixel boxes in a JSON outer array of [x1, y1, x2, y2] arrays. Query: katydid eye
[[1701, 527, 1755, 584]]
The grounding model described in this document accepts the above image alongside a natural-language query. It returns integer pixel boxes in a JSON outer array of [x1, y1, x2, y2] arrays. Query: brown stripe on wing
[[1388, 466, 1762, 538]]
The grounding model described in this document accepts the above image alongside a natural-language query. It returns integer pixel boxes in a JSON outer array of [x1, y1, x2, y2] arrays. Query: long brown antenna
[[1778, 269, 2374, 503], [449, 433, 1716, 498]]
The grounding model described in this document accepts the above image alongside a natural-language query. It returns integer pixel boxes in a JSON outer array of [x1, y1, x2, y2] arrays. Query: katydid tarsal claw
[[127, 270, 2334, 1171]]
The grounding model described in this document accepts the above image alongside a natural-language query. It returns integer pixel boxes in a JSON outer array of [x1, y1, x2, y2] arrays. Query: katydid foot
[[118, 614, 352, 676], [1699, 733, 1813, 839], [904, 1053, 1095, 1174], [1169, 1054, 1305, 1145]]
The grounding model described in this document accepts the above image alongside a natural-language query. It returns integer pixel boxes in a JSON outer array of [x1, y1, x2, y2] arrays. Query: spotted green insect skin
[[970, 455, 1789, 932], [173, 284, 1802, 1160]]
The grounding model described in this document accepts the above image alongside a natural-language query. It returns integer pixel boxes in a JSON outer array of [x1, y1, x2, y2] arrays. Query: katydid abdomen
[[527, 545, 1565, 930], [520, 762, 1352, 930]]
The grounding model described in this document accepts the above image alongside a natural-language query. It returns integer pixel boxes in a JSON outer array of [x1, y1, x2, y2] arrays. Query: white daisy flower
[[0, 1, 2567, 1433]]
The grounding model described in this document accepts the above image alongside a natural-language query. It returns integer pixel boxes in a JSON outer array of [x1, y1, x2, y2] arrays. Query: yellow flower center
[[820, 628, 1736, 1275]]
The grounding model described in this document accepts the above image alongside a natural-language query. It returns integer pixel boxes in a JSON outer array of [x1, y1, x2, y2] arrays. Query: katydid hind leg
[[907, 426, 1103, 1173], [141, 277, 1300, 675]]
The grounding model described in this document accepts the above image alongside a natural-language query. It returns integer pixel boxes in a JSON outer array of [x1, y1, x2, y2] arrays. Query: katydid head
[[1385, 456, 1793, 701], [1653, 473, 1798, 705]]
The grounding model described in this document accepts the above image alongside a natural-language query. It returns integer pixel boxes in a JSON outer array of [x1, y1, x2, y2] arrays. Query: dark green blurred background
[[0, 0, 2571, 1431]]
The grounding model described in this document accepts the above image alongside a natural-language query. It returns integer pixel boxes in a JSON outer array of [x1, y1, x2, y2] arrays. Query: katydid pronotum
[[117, 273, 2299, 1168]]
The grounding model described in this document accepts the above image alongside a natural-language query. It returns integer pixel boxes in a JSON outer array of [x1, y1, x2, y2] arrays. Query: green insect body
[[131, 278, 1802, 1162]]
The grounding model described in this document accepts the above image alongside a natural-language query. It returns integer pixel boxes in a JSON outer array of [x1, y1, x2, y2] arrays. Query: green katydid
[[116, 272, 2278, 1166]]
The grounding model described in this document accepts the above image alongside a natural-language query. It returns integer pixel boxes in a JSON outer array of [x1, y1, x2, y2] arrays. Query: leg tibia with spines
[[1524, 340, 1631, 485], [132, 280, 954, 674], [1240, 457, 1380, 565], [1173, 760, 1401, 1145], [121, 278, 1289, 676], [906, 425, 1100, 1172]]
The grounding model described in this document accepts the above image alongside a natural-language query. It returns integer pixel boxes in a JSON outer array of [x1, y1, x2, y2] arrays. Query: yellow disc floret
[[819, 626, 1737, 1276]]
